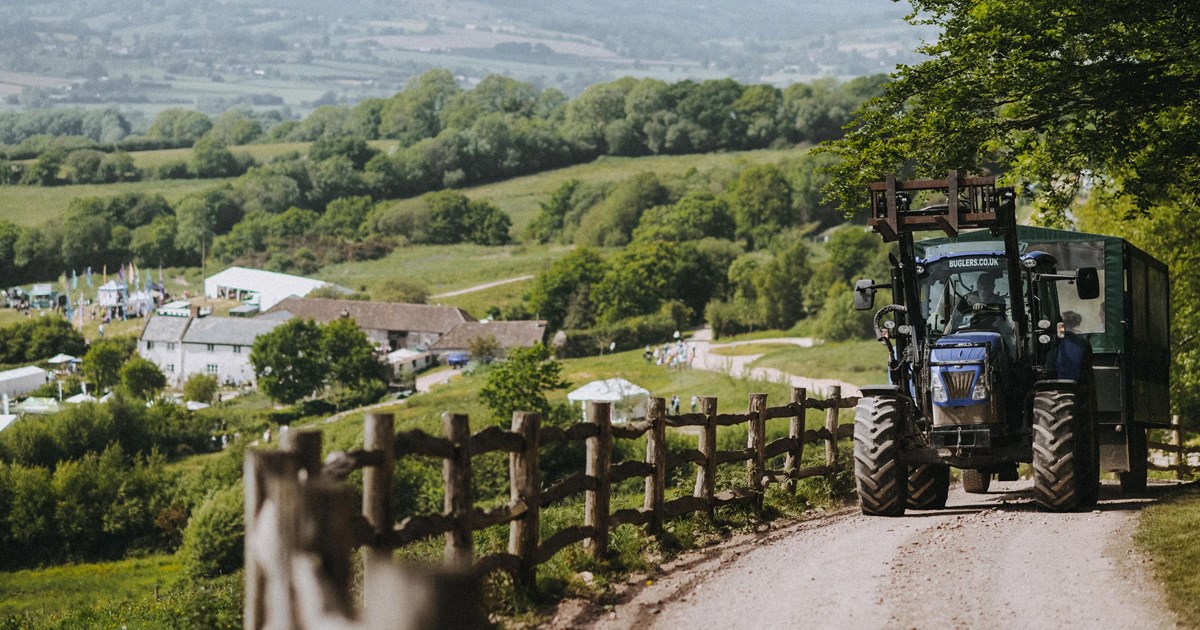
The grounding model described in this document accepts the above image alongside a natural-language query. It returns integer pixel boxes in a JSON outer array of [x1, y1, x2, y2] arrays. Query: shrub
[[184, 373, 220, 404], [179, 482, 245, 580]]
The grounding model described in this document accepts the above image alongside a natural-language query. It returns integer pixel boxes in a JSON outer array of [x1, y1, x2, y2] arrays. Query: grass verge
[[1135, 485, 1200, 628]]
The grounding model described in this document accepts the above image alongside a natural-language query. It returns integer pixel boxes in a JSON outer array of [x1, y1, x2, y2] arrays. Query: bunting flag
[[117, 264, 125, 283], [158, 265, 163, 287], [71, 269, 78, 290], [86, 266, 93, 288], [102, 264, 107, 286]]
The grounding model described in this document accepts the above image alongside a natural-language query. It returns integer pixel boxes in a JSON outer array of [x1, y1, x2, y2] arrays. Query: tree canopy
[[821, 0, 1200, 221]]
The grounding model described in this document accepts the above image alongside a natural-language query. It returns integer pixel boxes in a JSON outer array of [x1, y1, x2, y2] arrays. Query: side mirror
[[1075, 267, 1100, 300], [853, 278, 876, 311]]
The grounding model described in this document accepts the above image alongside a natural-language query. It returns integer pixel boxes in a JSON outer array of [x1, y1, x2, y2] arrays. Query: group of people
[[644, 340, 695, 369]]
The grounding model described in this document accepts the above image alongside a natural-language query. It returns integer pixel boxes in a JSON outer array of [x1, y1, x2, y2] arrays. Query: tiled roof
[[264, 298, 474, 334], [140, 315, 191, 342], [182, 316, 284, 346], [430, 321, 547, 351]]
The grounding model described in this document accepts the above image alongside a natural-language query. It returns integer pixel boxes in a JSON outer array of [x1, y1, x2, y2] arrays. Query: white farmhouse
[[204, 266, 350, 311], [140, 316, 190, 385], [179, 316, 286, 386]]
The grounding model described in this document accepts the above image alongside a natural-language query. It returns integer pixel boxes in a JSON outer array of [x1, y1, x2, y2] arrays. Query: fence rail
[[244, 386, 855, 629], [1148, 415, 1197, 478]]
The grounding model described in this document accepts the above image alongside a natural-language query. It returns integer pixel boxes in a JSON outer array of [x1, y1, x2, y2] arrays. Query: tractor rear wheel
[[907, 464, 950, 510], [1032, 388, 1088, 512], [961, 469, 991, 494], [854, 396, 907, 516], [1120, 425, 1148, 493]]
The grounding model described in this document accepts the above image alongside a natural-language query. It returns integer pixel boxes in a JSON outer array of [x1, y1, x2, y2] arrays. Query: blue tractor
[[852, 173, 1169, 514]]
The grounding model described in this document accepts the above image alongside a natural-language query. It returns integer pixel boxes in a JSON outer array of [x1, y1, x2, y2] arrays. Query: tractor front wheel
[[1032, 388, 1090, 512], [854, 396, 907, 516]]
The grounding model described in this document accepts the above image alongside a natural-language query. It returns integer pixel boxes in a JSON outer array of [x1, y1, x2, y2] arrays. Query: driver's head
[[977, 273, 997, 292]]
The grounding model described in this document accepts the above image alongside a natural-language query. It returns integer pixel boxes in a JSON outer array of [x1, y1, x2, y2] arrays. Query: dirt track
[[551, 480, 1181, 629]]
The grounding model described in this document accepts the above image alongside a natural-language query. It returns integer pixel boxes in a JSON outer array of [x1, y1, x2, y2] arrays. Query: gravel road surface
[[555, 480, 1179, 629]]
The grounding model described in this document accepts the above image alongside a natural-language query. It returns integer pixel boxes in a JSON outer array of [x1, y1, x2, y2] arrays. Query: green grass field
[[1137, 486, 1200, 627], [0, 178, 234, 227], [315, 242, 570, 301], [746, 338, 886, 386], [381, 148, 804, 234], [0, 554, 181, 618]]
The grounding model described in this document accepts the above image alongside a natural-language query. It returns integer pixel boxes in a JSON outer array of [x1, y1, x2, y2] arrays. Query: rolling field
[[0, 178, 234, 226], [382, 148, 804, 233]]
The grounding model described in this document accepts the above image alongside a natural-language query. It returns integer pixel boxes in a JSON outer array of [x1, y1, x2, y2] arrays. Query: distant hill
[[0, 0, 934, 118]]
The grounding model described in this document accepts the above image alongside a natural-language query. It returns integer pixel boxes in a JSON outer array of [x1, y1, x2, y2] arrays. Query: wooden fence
[[243, 386, 856, 629], [1148, 415, 1197, 479]]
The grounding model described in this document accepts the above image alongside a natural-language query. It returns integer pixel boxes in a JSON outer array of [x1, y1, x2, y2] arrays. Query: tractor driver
[[954, 272, 1013, 338]]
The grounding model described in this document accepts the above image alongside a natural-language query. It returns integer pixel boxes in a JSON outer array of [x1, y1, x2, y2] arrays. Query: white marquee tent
[[566, 378, 650, 424]]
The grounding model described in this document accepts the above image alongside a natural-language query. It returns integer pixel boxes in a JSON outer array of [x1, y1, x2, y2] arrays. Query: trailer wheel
[[854, 396, 907, 516], [907, 464, 950, 510], [1032, 388, 1086, 512], [961, 469, 991, 494], [1119, 424, 1148, 493]]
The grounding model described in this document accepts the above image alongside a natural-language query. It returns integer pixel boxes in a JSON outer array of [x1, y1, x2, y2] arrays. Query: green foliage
[[183, 373, 219, 405], [1136, 487, 1200, 628], [821, 0, 1200, 220], [527, 247, 607, 331], [631, 191, 735, 243], [478, 343, 569, 422], [527, 179, 580, 243], [178, 482, 245, 580], [573, 173, 667, 247], [249, 318, 325, 405], [82, 336, 137, 393], [0, 316, 86, 364], [727, 164, 794, 250], [322, 317, 388, 395], [250, 317, 386, 406], [147, 109, 212, 144], [119, 357, 166, 401], [554, 313, 677, 358], [373, 278, 429, 304], [813, 283, 874, 342]]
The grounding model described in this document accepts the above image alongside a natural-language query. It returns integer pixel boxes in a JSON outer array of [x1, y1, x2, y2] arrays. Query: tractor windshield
[[919, 255, 1015, 342]]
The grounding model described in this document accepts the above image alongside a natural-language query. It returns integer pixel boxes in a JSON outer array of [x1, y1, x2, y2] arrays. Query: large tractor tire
[[907, 464, 950, 510], [961, 469, 991, 494], [1032, 388, 1090, 512], [1120, 424, 1149, 493], [854, 396, 907, 516]]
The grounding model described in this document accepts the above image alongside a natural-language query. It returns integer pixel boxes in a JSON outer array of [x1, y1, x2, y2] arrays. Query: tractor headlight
[[971, 373, 989, 400], [931, 370, 948, 403]]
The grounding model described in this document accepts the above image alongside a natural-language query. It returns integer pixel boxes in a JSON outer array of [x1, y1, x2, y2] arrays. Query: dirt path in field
[[687, 328, 862, 396], [549, 480, 1182, 629], [429, 275, 534, 298]]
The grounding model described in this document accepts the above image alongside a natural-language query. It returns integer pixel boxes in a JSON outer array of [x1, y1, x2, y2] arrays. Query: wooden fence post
[[508, 411, 540, 587], [784, 387, 807, 493], [363, 413, 395, 583], [299, 479, 357, 618], [280, 429, 322, 479], [255, 451, 300, 630], [644, 397, 667, 533], [694, 396, 718, 517], [243, 450, 268, 630], [443, 413, 473, 568], [1172, 415, 1186, 480], [585, 401, 612, 558], [748, 393, 767, 512], [825, 386, 841, 468]]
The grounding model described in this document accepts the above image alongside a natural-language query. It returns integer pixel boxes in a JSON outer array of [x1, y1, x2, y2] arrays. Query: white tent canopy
[[47, 353, 80, 364], [567, 378, 650, 424]]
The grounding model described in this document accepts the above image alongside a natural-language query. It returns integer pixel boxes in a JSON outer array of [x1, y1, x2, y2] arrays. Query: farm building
[[429, 320, 548, 360], [264, 297, 474, 351], [0, 366, 49, 399], [204, 267, 350, 311], [138, 313, 289, 386]]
